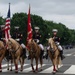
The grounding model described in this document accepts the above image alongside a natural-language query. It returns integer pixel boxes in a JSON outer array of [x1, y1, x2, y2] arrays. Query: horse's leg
[[31, 58, 35, 72], [10, 60, 13, 71], [14, 59, 18, 73], [35, 58, 38, 72], [14, 57, 19, 73], [39, 57, 43, 71], [48, 50, 57, 73], [20, 57, 23, 71], [7, 60, 9, 70], [0, 59, 2, 72], [20, 57, 24, 72], [56, 57, 59, 72], [56, 56, 61, 72], [52, 58, 57, 74], [0, 55, 5, 72]]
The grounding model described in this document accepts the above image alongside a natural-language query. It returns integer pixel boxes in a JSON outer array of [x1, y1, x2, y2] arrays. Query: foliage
[[0, 13, 75, 45]]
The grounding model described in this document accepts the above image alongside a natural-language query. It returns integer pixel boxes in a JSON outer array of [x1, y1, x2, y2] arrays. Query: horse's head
[[7, 38, 19, 52], [48, 38, 55, 50], [27, 39, 37, 52], [49, 38, 59, 52], [7, 39, 14, 51]]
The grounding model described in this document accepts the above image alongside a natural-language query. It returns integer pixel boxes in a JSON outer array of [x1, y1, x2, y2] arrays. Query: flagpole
[[26, 4, 32, 47], [9, 3, 10, 5], [9, 3, 10, 10]]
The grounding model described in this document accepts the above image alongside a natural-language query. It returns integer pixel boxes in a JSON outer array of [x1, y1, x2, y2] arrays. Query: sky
[[0, 0, 75, 29]]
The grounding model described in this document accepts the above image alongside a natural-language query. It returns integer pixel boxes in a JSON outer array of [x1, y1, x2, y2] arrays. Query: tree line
[[0, 12, 75, 45]]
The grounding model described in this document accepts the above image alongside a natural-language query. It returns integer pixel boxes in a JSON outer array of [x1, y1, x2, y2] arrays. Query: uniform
[[32, 27, 44, 58], [12, 31, 26, 58], [33, 32, 41, 44], [52, 29, 65, 60]]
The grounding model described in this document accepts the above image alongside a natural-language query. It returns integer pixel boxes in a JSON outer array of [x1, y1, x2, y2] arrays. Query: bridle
[[30, 40, 37, 54]]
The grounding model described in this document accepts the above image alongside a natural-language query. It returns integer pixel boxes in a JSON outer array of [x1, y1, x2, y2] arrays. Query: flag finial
[[9, 3, 11, 6], [9, 3, 10, 5]]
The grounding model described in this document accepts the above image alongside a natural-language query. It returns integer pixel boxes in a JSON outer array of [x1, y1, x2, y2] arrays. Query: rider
[[12, 27, 26, 58], [32, 26, 44, 58], [52, 29, 65, 60]]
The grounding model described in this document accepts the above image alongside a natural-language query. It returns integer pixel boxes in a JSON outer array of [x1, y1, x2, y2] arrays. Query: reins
[[8, 40, 20, 53]]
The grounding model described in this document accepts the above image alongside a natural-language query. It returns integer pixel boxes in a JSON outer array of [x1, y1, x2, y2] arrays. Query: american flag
[[5, 3, 11, 41]]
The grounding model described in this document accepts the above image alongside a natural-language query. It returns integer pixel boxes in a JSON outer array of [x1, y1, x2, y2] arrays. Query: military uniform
[[32, 27, 44, 58], [52, 29, 65, 60], [12, 31, 26, 58], [33, 32, 41, 44]]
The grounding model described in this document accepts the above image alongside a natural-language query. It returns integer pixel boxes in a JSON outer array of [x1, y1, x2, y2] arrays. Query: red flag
[[27, 5, 32, 44], [5, 3, 11, 41]]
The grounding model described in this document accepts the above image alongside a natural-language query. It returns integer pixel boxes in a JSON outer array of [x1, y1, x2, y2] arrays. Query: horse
[[0, 39, 13, 72], [7, 38, 26, 73], [0, 41, 6, 72], [48, 38, 61, 74], [27, 39, 43, 72]]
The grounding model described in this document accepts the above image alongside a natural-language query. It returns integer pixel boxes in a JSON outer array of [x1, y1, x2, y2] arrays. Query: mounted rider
[[32, 26, 44, 58], [12, 26, 26, 58], [52, 29, 65, 60]]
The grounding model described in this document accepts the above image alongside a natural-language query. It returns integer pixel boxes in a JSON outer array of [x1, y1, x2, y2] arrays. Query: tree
[[10, 12, 75, 45], [0, 17, 5, 25]]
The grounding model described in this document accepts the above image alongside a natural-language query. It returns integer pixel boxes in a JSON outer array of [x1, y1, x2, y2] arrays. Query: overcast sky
[[0, 0, 75, 29]]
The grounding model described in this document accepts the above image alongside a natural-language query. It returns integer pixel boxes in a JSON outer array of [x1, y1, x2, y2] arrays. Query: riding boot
[[28, 54, 31, 60], [40, 50, 44, 58], [60, 50, 65, 60], [23, 48, 27, 58], [46, 50, 48, 59]]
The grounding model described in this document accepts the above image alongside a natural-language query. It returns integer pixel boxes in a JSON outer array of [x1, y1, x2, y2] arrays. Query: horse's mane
[[48, 38, 54, 44], [28, 39, 36, 45], [28, 39, 40, 51], [9, 38, 19, 44], [48, 38, 57, 51]]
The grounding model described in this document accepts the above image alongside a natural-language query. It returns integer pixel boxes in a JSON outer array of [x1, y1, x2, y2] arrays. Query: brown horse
[[48, 38, 61, 74], [27, 39, 43, 72], [0, 41, 6, 72], [7, 38, 26, 73]]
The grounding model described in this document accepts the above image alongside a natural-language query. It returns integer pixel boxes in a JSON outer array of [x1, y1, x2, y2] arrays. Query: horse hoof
[[10, 69, 12, 71], [35, 70, 38, 73], [7, 68, 9, 70], [52, 71, 56, 74], [35, 69, 38, 72], [40, 69, 43, 71], [20, 69, 23, 72], [15, 71, 18, 73], [0, 70, 2, 72], [56, 70, 58, 72], [33, 70, 35, 72]]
